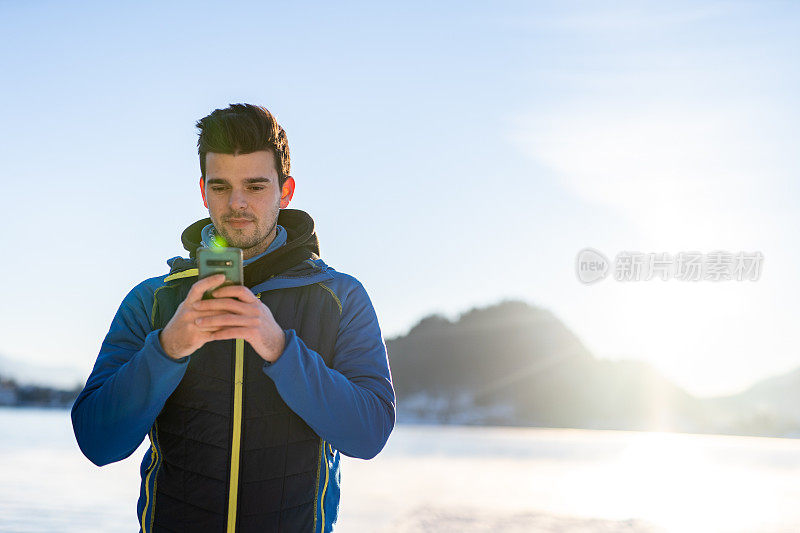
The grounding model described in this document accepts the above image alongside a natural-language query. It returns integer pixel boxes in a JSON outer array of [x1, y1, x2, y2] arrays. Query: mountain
[[0, 374, 80, 408], [386, 299, 800, 438], [5, 298, 798, 437], [0, 353, 85, 389], [698, 367, 800, 437]]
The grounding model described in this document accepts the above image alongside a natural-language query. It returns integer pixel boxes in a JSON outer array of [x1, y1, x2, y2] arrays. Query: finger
[[195, 323, 227, 333], [187, 309, 224, 319], [192, 298, 254, 315], [185, 274, 227, 303], [195, 322, 231, 333], [210, 285, 259, 303], [196, 314, 259, 329], [209, 326, 253, 342]]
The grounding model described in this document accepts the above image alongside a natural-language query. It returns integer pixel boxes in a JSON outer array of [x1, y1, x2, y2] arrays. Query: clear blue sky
[[1, 1, 798, 397]]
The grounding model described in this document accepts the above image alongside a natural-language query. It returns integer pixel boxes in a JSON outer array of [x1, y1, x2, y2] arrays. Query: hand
[[159, 274, 230, 359], [191, 284, 286, 363]]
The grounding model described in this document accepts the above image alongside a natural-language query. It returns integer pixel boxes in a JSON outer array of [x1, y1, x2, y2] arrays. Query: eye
[[210, 186, 228, 192], [249, 186, 266, 191]]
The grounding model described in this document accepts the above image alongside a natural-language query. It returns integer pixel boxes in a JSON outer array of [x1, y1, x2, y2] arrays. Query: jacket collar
[[168, 208, 328, 289]]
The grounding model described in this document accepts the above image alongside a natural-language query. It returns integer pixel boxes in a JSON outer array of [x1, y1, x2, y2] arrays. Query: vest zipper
[[226, 292, 260, 532], [226, 337, 245, 532]]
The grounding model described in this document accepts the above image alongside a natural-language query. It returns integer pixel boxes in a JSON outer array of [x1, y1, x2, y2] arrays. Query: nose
[[228, 188, 247, 210]]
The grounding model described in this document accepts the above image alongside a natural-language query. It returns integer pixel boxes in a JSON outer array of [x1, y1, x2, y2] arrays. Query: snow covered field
[[2, 408, 799, 532]]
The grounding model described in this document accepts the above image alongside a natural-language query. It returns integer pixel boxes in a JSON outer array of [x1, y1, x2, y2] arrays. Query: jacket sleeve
[[262, 278, 396, 460], [71, 280, 190, 467]]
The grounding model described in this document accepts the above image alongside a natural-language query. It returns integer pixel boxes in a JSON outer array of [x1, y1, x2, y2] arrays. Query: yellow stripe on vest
[[141, 425, 160, 533], [163, 268, 199, 282], [227, 338, 245, 532], [320, 439, 330, 531]]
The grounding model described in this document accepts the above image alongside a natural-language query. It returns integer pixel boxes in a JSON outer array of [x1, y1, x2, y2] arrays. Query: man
[[71, 103, 396, 533]]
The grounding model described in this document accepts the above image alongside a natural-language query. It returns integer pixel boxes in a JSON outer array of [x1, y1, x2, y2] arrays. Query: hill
[[387, 299, 800, 438]]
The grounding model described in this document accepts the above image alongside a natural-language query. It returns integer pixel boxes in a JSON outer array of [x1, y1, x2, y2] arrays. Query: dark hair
[[196, 103, 290, 187]]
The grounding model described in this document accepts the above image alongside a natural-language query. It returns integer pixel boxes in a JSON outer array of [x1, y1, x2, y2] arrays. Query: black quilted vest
[[145, 210, 341, 532]]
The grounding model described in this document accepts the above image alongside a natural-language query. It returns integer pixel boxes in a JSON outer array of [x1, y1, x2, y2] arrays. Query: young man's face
[[200, 150, 294, 259]]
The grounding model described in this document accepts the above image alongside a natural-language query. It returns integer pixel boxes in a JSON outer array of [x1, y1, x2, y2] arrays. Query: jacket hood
[[171, 208, 323, 288]]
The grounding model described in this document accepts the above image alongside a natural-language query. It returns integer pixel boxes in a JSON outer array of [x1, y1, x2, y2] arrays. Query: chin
[[232, 236, 266, 250]]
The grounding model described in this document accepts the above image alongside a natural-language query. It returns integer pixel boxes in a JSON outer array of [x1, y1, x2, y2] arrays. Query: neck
[[241, 228, 276, 260]]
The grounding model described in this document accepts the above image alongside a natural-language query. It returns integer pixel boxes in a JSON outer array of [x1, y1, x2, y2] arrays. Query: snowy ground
[[339, 424, 800, 533], [2, 409, 800, 532], [379, 505, 664, 532]]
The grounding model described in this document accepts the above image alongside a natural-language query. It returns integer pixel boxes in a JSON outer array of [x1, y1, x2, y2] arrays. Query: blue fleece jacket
[[71, 226, 396, 472]]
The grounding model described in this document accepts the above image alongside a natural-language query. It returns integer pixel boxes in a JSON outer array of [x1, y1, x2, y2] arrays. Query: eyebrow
[[206, 177, 272, 185]]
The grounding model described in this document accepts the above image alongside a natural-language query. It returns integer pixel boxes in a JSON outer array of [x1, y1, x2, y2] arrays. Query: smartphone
[[196, 247, 244, 299]]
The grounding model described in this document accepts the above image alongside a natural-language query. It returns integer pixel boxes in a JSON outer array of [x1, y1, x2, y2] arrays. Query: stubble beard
[[218, 217, 278, 259]]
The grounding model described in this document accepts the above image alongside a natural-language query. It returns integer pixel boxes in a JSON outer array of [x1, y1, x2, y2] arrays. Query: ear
[[279, 176, 296, 209], [199, 176, 208, 208]]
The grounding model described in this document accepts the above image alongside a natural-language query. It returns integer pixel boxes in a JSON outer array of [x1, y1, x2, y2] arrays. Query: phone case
[[196, 247, 244, 298]]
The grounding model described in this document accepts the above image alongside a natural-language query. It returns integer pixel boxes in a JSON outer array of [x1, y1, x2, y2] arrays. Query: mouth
[[226, 218, 254, 229]]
